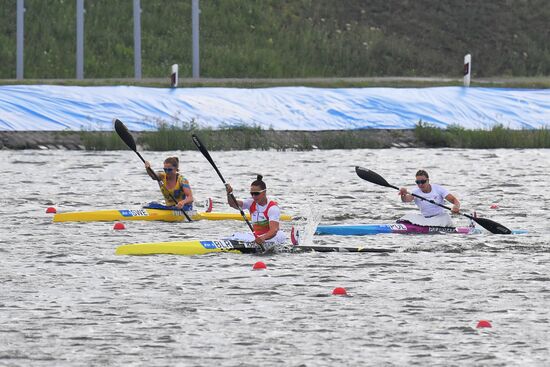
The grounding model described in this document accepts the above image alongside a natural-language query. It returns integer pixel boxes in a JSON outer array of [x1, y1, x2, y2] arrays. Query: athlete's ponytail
[[252, 174, 266, 190]]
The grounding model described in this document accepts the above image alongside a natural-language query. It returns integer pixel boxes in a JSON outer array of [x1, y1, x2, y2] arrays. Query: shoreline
[[2, 126, 548, 150], [0, 129, 421, 150]]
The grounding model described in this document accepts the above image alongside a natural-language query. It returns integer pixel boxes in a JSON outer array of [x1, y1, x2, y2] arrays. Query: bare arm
[[445, 193, 460, 213], [398, 187, 414, 202], [225, 184, 243, 209], [175, 186, 194, 209], [182, 187, 193, 205], [144, 161, 159, 180]]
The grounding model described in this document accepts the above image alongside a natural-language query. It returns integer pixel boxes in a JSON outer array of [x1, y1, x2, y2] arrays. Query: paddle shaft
[[191, 134, 256, 235], [114, 119, 192, 222], [229, 241, 395, 253]]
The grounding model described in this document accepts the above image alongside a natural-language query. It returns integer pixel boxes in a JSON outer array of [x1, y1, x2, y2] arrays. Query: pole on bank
[[16, 0, 24, 79], [463, 54, 471, 87], [76, 0, 84, 79]]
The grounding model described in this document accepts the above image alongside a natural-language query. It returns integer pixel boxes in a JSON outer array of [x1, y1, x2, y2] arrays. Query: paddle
[[355, 166, 512, 235], [230, 241, 395, 253], [113, 118, 192, 222], [191, 133, 257, 236]]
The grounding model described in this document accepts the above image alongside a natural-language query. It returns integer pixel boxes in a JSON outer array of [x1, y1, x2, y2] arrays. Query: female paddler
[[225, 175, 287, 248], [144, 157, 194, 211], [398, 169, 460, 227]]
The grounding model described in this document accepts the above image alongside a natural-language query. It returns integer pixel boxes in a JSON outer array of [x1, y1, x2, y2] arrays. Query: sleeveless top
[[242, 199, 280, 236], [158, 172, 192, 210]]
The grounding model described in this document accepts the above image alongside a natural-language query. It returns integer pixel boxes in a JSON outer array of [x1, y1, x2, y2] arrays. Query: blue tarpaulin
[[0, 85, 548, 131]]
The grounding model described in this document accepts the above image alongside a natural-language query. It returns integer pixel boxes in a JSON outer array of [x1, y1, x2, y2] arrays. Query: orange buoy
[[113, 222, 126, 230], [332, 287, 348, 296], [476, 320, 492, 328], [252, 261, 267, 270]]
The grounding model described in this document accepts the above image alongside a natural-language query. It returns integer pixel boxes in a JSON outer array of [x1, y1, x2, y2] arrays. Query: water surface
[[1, 149, 549, 366]]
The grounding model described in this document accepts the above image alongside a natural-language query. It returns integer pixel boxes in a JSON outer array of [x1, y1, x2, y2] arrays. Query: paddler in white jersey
[[397, 169, 461, 227], [224, 175, 287, 248]]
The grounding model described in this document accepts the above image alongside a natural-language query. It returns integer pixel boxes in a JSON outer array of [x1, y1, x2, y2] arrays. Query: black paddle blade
[[355, 166, 395, 189], [114, 119, 136, 152], [472, 216, 512, 235]]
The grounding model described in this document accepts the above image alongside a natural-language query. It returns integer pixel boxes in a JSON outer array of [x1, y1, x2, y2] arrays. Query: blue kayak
[[315, 223, 527, 236]]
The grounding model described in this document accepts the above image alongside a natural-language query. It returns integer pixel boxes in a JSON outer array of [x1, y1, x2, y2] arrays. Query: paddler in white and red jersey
[[224, 175, 287, 246]]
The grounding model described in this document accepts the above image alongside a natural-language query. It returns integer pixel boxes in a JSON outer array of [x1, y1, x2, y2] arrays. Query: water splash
[[292, 201, 324, 246]]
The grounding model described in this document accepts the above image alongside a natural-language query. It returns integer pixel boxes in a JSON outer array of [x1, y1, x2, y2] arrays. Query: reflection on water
[[1, 148, 549, 366]]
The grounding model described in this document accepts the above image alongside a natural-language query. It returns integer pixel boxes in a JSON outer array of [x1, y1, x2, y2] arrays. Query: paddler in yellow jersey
[[225, 175, 287, 247], [144, 157, 194, 211]]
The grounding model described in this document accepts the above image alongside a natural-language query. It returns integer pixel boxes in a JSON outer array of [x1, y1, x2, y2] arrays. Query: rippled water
[[1, 148, 549, 366]]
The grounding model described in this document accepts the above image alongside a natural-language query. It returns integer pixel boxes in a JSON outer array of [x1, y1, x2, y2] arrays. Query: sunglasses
[[164, 167, 176, 173], [415, 179, 427, 185], [250, 189, 266, 196]]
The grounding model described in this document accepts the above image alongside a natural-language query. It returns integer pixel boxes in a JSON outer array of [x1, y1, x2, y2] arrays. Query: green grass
[[1, 0, 549, 79], [79, 121, 550, 151], [79, 130, 128, 150], [80, 123, 397, 151], [140, 123, 267, 151], [415, 123, 550, 148]]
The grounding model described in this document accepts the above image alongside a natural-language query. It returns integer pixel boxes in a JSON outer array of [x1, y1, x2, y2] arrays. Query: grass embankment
[[415, 123, 550, 148], [80, 122, 550, 151], [1, 0, 549, 79], [81, 123, 397, 151]]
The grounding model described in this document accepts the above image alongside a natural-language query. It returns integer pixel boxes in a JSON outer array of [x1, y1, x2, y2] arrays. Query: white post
[[76, 0, 84, 79], [133, 0, 142, 80], [463, 54, 471, 87], [171, 64, 178, 87], [16, 0, 25, 79], [192, 0, 200, 79]]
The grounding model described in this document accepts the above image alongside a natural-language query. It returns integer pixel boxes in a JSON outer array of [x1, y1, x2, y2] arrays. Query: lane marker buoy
[[253, 261, 267, 270], [476, 320, 492, 328], [332, 287, 348, 296], [113, 222, 125, 230]]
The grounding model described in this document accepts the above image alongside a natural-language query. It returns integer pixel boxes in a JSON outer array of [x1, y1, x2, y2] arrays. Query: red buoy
[[113, 222, 126, 230], [490, 204, 499, 209], [46, 207, 57, 214], [252, 261, 267, 270], [476, 320, 492, 328], [332, 287, 348, 296]]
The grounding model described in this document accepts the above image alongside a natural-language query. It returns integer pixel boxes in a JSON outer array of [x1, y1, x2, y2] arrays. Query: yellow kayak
[[116, 239, 258, 255], [115, 239, 395, 256], [53, 208, 292, 223]]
